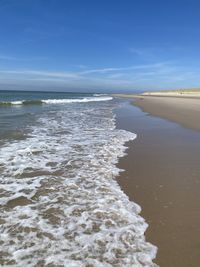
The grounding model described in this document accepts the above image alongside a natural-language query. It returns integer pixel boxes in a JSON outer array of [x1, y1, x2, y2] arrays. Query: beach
[[1, 91, 200, 266], [116, 96, 200, 267]]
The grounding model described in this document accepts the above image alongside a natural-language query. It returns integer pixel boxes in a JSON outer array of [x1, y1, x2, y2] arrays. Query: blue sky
[[0, 0, 200, 92]]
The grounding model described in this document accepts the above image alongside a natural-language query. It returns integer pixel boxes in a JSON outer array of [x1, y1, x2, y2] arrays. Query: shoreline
[[116, 98, 200, 267], [114, 94, 200, 132]]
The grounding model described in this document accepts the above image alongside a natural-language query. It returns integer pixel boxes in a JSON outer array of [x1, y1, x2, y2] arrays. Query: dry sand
[[114, 93, 200, 132], [115, 97, 200, 267], [142, 91, 200, 97], [133, 95, 200, 132]]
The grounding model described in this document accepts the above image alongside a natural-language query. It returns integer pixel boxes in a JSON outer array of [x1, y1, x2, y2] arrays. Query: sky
[[0, 0, 200, 92]]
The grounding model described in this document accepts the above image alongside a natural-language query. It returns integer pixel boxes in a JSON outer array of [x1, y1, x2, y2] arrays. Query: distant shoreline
[[113, 93, 200, 132]]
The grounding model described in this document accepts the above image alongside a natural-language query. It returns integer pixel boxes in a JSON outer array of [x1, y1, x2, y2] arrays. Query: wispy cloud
[[0, 62, 170, 79], [129, 46, 175, 61], [0, 70, 80, 80], [80, 67, 124, 75], [0, 54, 48, 61], [79, 62, 171, 75], [129, 48, 146, 56], [0, 61, 199, 91]]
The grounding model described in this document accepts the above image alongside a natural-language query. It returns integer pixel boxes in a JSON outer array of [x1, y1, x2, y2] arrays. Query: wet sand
[[116, 98, 200, 267], [116, 94, 200, 132]]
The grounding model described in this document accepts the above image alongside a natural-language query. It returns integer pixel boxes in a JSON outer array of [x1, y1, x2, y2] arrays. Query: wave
[[0, 96, 113, 106], [0, 101, 158, 266], [43, 96, 112, 104], [0, 100, 43, 106], [93, 93, 107, 96]]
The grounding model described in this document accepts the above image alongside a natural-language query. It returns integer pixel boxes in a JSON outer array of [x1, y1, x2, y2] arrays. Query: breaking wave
[[0, 100, 158, 266], [0, 96, 113, 106]]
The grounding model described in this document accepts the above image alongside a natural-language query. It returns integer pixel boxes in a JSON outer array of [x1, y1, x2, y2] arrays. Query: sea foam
[[0, 96, 113, 106], [0, 100, 158, 266]]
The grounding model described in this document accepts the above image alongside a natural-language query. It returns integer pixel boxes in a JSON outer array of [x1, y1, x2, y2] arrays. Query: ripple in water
[[0, 101, 158, 266]]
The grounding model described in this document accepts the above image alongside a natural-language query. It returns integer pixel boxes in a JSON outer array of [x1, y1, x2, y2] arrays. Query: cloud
[[80, 67, 128, 75], [79, 62, 171, 75], [0, 70, 79, 79], [129, 47, 172, 61], [0, 54, 48, 61], [0, 62, 170, 82], [129, 48, 146, 56], [0, 61, 199, 91]]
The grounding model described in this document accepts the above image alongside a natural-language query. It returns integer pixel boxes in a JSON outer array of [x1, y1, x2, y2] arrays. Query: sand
[[133, 95, 200, 132], [114, 93, 200, 131], [142, 91, 200, 97], [115, 97, 200, 267]]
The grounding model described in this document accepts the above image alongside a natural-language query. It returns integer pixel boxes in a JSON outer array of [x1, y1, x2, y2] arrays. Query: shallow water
[[0, 92, 157, 266]]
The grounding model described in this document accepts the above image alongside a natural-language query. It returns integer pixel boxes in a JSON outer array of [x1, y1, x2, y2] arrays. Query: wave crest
[[0, 96, 113, 106]]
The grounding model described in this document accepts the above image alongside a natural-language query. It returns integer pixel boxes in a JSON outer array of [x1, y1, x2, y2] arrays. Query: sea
[[0, 90, 157, 267]]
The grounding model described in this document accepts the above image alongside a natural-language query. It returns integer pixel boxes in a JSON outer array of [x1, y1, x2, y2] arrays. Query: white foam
[[43, 96, 113, 104], [5, 96, 113, 105], [0, 101, 158, 266], [10, 100, 24, 105]]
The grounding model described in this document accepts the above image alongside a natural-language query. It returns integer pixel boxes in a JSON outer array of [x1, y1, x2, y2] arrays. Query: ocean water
[[0, 91, 158, 267]]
